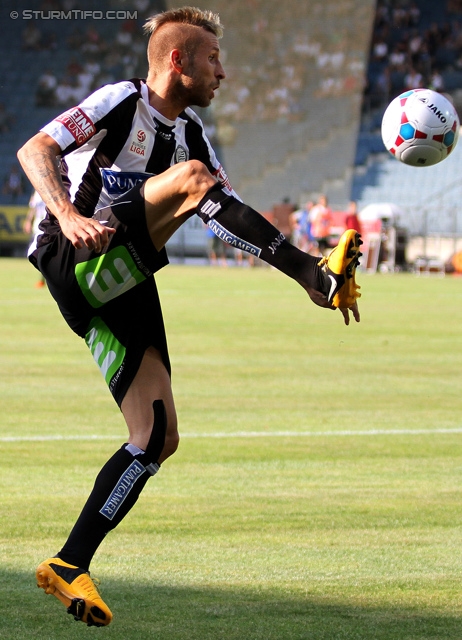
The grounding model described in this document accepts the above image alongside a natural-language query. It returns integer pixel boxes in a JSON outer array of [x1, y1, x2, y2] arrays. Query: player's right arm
[[17, 132, 114, 252]]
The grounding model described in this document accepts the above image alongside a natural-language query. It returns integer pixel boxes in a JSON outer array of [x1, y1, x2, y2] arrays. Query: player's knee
[[163, 429, 180, 459], [181, 159, 215, 197], [155, 396, 179, 458], [159, 416, 179, 462]]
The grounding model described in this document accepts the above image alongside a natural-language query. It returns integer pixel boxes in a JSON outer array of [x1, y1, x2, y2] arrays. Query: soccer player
[[17, 6, 361, 627], [23, 190, 48, 288]]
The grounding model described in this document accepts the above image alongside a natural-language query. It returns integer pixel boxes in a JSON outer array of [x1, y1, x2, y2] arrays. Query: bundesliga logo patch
[[55, 107, 96, 145], [128, 129, 150, 156]]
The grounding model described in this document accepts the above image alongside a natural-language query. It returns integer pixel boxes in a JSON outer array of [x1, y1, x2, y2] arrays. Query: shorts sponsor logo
[[86, 316, 126, 387], [207, 219, 261, 256], [75, 245, 146, 308], [100, 169, 152, 196], [55, 107, 96, 145], [99, 460, 146, 520]]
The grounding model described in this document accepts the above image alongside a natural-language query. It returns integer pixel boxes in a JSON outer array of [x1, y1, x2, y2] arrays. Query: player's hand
[[59, 207, 116, 252], [305, 286, 336, 310], [304, 286, 360, 326], [338, 301, 360, 326]]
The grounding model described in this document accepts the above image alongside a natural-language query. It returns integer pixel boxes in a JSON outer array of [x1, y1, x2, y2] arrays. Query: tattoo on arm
[[21, 148, 69, 212]]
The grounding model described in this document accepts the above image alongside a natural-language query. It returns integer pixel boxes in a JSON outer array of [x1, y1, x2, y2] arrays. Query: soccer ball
[[381, 88, 460, 166]]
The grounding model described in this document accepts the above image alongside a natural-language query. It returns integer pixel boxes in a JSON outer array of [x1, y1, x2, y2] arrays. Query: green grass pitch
[[1, 257, 462, 639]]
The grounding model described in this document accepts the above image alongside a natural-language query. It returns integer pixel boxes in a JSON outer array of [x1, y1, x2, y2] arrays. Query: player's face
[[182, 31, 226, 108]]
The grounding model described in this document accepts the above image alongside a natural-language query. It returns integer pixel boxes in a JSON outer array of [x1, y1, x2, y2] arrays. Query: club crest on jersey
[[55, 107, 96, 145], [129, 129, 150, 156], [101, 169, 153, 196]]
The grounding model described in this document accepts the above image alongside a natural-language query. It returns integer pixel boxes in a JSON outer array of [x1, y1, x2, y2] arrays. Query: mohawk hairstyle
[[143, 6, 224, 38]]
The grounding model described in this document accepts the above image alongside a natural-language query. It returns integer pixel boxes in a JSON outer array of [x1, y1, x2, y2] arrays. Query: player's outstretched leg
[[36, 557, 112, 627], [318, 229, 363, 308]]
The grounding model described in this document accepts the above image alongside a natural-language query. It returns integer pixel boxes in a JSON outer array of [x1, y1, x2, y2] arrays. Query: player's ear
[[170, 49, 184, 73]]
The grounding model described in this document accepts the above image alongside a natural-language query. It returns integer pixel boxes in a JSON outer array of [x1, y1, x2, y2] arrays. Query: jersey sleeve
[[40, 81, 140, 153]]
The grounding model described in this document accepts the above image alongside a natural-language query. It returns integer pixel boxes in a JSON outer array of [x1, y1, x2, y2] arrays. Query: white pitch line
[[1, 428, 462, 443]]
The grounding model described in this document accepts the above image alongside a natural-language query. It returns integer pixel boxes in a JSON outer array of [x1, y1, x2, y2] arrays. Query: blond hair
[[144, 6, 224, 73], [144, 6, 223, 38]]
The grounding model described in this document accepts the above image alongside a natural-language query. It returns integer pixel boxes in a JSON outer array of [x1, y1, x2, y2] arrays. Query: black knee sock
[[58, 401, 167, 571], [196, 183, 328, 293], [58, 444, 159, 570]]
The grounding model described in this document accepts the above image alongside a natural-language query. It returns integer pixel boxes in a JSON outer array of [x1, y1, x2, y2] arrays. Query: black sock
[[58, 444, 159, 571], [197, 183, 327, 292]]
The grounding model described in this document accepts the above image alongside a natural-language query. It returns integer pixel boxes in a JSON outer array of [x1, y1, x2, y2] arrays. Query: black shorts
[[29, 184, 171, 407]]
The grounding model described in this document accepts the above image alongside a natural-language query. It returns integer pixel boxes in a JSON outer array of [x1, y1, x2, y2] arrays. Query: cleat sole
[[67, 598, 86, 621]]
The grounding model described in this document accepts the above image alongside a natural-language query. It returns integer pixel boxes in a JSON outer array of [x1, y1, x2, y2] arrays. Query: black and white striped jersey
[[34, 78, 237, 249]]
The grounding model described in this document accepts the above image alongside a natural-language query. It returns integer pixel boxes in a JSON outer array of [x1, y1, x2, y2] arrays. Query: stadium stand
[[0, 0, 158, 205], [0, 0, 375, 212], [352, 0, 462, 237], [200, 0, 375, 209], [2, 0, 461, 247]]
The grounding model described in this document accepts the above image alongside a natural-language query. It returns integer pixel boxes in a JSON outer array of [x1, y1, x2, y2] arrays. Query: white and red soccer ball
[[381, 88, 460, 166]]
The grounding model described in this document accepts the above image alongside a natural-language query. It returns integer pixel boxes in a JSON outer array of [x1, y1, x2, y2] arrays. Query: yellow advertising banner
[[0, 205, 29, 243]]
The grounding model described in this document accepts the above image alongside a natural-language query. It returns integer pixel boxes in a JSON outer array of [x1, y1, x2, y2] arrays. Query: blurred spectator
[[23, 190, 47, 288], [116, 21, 135, 51], [22, 23, 42, 51], [345, 201, 362, 234], [374, 66, 392, 104], [66, 58, 83, 79], [55, 78, 77, 108], [389, 43, 407, 70], [0, 102, 14, 133], [366, 0, 462, 108], [35, 69, 58, 107], [75, 66, 94, 95], [81, 27, 105, 55], [310, 194, 333, 254], [409, 3, 421, 27], [289, 200, 313, 252], [2, 165, 27, 203], [134, 0, 150, 14], [372, 34, 389, 62], [67, 27, 84, 51], [43, 31, 58, 52], [206, 227, 227, 267], [83, 58, 101, 79], [404, 66, 423, 90], [62, 0, 77, 10], [429, 68, 445, 92]]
